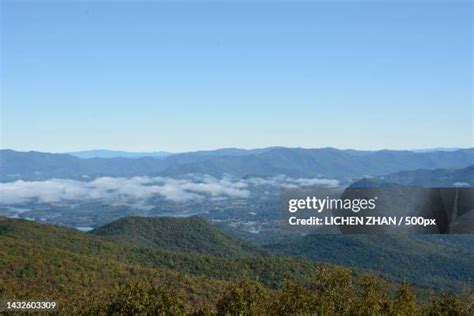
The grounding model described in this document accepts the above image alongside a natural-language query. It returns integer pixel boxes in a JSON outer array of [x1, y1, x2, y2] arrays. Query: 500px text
[[289, 216, 437, 227]]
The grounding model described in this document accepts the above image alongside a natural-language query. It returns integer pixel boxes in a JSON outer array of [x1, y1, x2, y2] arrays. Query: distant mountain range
[[1, 147, 473, 181], [67, 149, 173, 159], [67, 147, 466, 157], [411, 147, 463, 153]]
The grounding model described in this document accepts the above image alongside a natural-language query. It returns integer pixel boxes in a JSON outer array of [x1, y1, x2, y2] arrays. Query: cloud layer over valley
[[0, 175, 339, 206]]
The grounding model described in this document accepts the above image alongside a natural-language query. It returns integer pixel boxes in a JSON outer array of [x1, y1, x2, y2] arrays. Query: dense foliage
[[91, 216, 260, 257], [264, 233, 474, 291], [1, 216, 473, 314], [0, 217, 317, 289], [93, 265, 474, 315]]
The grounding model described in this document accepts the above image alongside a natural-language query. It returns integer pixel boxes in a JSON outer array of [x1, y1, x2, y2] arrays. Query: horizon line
[[1, 146, 472, 155]]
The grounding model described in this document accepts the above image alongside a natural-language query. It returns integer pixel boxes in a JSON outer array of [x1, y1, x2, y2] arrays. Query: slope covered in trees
[[1, 216, 473, 314], [91, 216, 260, 257], [0, 217, 317, 288], [264, 233, 474, 291]]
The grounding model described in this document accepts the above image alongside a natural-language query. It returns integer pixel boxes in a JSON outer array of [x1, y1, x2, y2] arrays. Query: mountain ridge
[[2, 147, 473, 181], [67, 149, 173, 159]]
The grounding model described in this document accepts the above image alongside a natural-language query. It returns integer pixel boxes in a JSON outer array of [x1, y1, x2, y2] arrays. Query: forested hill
[[2, 215, 473, 292], [1, 216, 473, 314], [0, 216, 317, 288], [264, 233, 474, 291], [91, 216, 261, 257]]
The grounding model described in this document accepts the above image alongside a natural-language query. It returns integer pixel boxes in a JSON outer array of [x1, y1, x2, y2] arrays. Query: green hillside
[[4, 216, 470, 292], [1, 216, 473, 314], [264, 234, 474, 291], [0, 235, 227, 313], [0, 217, 316, 288], [91, 216, 260, 257]]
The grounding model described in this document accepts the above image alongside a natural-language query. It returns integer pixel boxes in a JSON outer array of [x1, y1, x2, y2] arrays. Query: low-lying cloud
[[0, 175, 339, 205], [245, 175, 339, 188]]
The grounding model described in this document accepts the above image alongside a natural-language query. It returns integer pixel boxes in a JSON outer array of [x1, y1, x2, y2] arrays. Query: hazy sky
[[1, 0, 472, 152]]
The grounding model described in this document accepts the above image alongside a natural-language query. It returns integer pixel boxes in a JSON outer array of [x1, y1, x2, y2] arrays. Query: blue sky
[[1, 0, 472, 152]]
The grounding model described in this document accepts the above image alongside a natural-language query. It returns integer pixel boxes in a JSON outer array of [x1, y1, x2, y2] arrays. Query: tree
[[425, 292, 469, 316], [393, 282, 418, 316], [311, 264, 354, 315], [216, 280, 269, 316], [272, 280, 313, 315], [104, 281, 186, 315], [354, 274, 391, 315], [191, 303, 215, 316]]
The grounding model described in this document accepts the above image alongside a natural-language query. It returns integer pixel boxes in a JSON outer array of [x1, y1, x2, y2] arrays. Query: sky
[[1, 0, 472, 153]]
